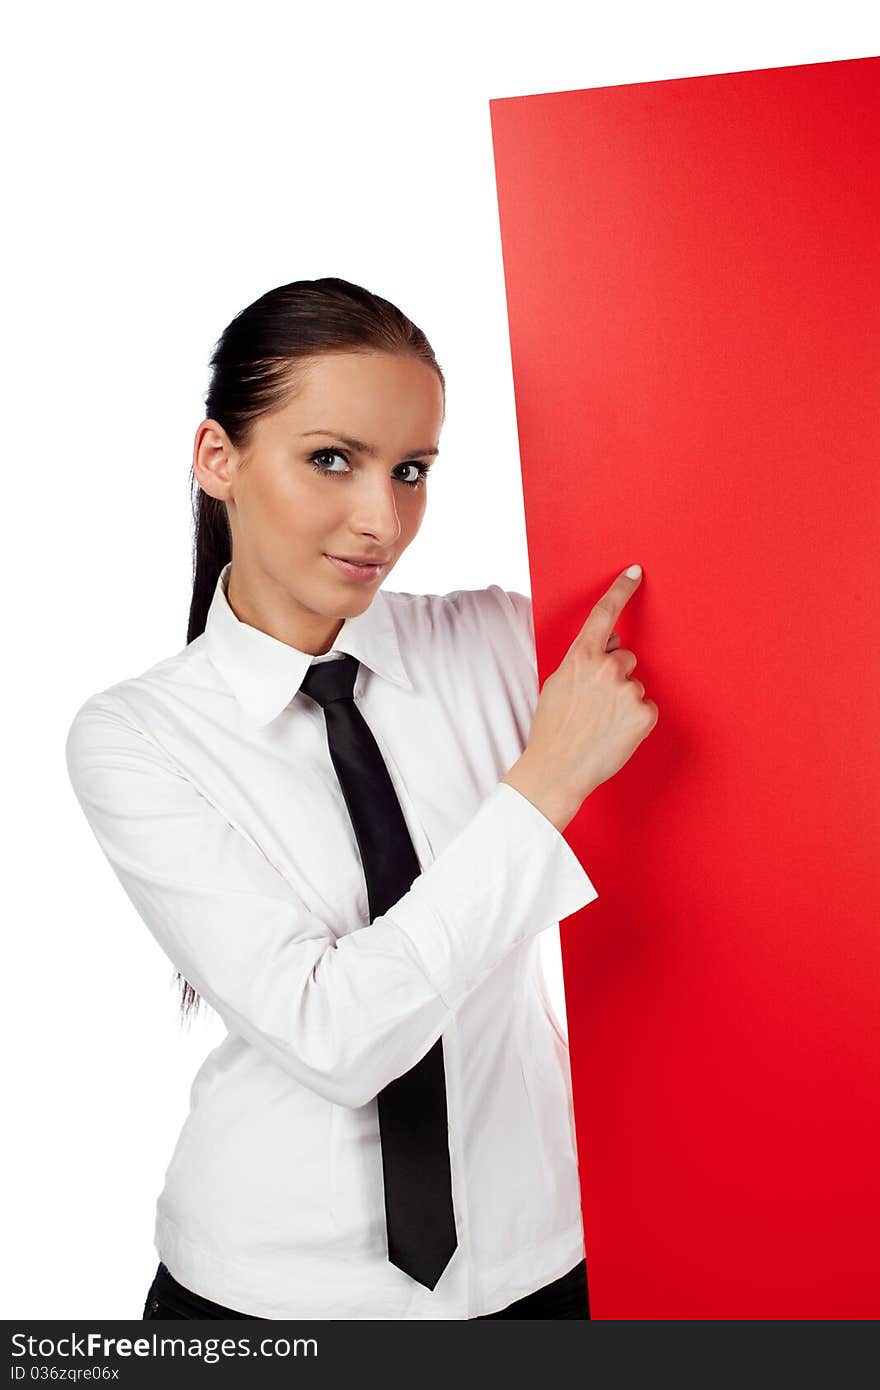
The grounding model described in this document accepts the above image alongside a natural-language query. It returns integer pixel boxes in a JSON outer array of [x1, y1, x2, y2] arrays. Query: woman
[[65, 276, 657, 1320]]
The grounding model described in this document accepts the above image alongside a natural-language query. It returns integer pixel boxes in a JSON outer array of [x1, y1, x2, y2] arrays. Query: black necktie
[[299, 653, 458, 1291]]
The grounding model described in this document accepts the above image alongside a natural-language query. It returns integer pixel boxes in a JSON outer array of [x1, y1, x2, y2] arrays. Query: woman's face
[[194, 350, 444, 653]]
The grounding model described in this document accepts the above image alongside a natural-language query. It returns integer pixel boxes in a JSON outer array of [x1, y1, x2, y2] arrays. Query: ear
[[193, 419, 237, 501]]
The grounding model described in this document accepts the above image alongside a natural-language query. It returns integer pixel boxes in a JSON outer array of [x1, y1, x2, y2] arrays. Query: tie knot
[[299, 653, 360, 708]]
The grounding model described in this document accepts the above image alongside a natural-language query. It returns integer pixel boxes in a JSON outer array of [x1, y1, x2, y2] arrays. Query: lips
[[325, 554, 386, 583], [330, 555, 388, 565]]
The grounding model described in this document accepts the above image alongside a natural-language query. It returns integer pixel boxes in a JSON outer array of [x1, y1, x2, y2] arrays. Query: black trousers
[[143, 1257, 590, 1320]]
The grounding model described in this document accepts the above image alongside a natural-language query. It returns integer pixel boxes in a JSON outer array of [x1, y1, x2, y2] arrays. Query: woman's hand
[[503, 566, 658, 832]]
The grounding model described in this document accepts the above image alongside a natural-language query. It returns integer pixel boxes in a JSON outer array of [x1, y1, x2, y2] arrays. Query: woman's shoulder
[[382, 583, 534, 662], [64, 636, 209, 757], [384, 581, 531, 615]]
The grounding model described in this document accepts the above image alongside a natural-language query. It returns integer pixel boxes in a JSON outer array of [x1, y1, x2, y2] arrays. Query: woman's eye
[[397, 462, 432, 488], [310, 449, 350, 476]]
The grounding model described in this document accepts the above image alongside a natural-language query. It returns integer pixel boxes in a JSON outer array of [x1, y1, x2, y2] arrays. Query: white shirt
[[64, 562, 599, 1319]]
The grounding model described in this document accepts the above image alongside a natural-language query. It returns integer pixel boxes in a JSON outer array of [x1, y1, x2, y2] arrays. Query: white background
[[3, 0, 876, 1319]]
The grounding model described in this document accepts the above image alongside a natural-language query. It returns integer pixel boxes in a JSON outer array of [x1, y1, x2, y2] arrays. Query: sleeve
[[65, 696, 598, 1109]]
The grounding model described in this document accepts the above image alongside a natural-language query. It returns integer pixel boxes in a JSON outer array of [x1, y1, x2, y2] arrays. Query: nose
[[350, 473, 403, 547]]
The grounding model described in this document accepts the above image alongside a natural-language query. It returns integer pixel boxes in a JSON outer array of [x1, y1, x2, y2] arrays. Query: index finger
[[576, 564, 643, 655]]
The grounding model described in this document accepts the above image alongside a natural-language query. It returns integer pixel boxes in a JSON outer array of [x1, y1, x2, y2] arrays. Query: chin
[[317, 583, 377, 616]]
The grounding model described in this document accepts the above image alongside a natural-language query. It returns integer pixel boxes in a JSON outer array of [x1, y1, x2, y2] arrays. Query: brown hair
[[177, 276, 445, 1020]]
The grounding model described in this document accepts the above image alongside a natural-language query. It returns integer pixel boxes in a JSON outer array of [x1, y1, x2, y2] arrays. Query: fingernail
[[625, 564, 642, 579]]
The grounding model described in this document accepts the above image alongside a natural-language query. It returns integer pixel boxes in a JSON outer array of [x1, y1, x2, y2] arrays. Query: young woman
[[65, 276, 657, 1320]]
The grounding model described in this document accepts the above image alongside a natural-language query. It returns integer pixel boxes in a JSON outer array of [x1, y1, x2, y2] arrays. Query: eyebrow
[[300, 430, 439, 458]]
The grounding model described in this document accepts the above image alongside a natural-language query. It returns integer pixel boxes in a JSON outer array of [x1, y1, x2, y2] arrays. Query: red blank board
[[489, 56, 880, 1319]]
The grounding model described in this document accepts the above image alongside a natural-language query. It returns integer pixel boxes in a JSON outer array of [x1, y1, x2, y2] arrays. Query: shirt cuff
[[387, 780, 598, 1011]]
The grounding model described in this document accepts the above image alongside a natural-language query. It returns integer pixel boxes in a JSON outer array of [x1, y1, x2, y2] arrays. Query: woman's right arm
[[65, 694, 599, 1111]]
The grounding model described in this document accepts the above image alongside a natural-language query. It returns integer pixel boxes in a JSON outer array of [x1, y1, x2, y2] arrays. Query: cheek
[[254, 465, 330, 534], [399, 480, 427, 508], [402, 490, 428, 533]]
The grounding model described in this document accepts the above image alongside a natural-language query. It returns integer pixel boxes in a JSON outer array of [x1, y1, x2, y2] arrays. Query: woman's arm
[[65, 695, 598, 1110]]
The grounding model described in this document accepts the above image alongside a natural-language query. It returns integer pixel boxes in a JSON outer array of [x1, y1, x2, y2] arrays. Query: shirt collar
[[203, 562, 414, 728]]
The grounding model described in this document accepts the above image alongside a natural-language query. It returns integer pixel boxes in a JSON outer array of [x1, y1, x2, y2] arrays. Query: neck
[[225, 564, 347, 656]]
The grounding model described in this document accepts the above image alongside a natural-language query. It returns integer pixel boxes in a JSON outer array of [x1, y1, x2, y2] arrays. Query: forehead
[[269, 352, 444, 438]]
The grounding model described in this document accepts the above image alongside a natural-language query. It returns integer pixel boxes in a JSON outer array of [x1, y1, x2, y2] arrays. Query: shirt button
[[150, 1299, 160, 1312]]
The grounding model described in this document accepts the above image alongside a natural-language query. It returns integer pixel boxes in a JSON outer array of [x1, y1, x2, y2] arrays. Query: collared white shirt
[[64, 562, 599, 1319]]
